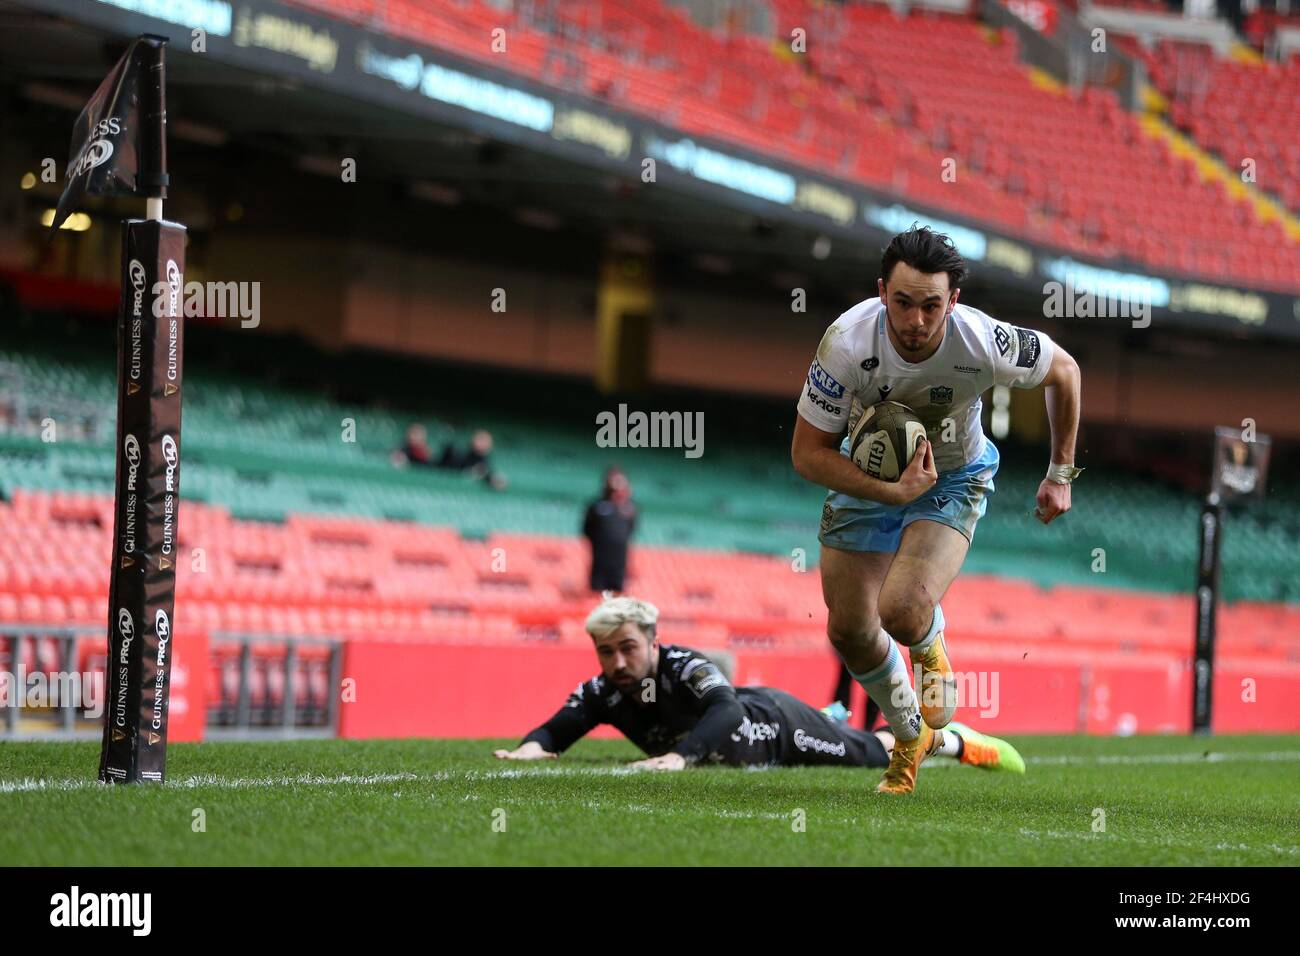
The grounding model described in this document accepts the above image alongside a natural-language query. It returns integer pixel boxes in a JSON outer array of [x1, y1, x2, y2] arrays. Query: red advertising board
[[334, 640, 1300, 740]]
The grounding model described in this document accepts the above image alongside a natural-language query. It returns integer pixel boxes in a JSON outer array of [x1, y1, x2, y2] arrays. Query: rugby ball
[[848, 402, 927, 482]]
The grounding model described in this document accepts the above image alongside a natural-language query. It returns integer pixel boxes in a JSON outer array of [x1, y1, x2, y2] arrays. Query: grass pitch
[[1, 734, 1296, 866]]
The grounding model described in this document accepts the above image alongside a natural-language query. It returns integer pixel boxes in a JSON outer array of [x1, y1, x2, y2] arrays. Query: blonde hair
[[584, 593, 660, 641]]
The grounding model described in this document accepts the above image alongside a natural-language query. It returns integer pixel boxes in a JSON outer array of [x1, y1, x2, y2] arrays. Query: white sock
[[908, 604, 946, 660], [849, 639, 922, 742], [935, 729, 961, 757]]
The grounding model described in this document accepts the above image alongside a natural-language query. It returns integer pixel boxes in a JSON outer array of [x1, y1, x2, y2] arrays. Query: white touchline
[[1026, 750, 1300, 766], [3, 751, 1298, 794], [458, 751, 1300, 777], [0, 772, 421, 794]]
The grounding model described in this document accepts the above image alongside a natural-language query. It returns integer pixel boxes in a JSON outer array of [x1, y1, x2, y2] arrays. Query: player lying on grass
[[790, 225, 1081, 794], [493, 596, 1023, 776]]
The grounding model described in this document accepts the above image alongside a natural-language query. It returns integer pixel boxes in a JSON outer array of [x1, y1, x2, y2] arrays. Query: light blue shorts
[[818, 440, 1000, 553]]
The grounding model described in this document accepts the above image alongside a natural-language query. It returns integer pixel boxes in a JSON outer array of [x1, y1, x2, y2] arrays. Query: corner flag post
[[1192, 426, 1272, 736], [49, 34, 188, 783]]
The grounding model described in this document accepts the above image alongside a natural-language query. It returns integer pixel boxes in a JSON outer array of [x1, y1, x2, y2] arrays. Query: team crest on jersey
[[994, 325, 1012, 357], [808, 360, 845, 399], [860, 356, 879, 372], [929, 386, 953, 405]]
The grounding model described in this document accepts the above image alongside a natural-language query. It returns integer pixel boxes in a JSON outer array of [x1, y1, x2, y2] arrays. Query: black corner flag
[[50, 34, 170, 235]]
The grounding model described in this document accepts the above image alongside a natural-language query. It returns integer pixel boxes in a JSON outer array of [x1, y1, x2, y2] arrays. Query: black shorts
[[712, 688, 889, 769]]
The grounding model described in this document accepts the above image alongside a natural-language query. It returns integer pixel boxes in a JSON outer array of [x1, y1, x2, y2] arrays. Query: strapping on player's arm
[[1032, 346, 1083, 525]]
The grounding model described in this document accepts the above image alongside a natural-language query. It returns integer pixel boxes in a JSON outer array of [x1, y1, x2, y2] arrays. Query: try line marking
[[2, 751, 1298, 793], [0, 772, 421, 793]]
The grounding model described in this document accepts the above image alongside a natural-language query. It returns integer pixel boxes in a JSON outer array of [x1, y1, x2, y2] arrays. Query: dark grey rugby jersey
[[522, 645, 742, 761]]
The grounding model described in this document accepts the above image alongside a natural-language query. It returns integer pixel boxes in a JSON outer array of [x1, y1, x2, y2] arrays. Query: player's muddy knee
[[827, 619, 885, 669], [826, 625, 859, 657], [879, 596, 933, 647]]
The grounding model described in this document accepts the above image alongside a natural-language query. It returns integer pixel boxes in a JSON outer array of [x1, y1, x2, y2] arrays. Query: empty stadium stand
[[3, 322, 1297, 737], [284, 0, 1300, 291], [2, 487, 1297, 735], [4, 486, 1298, 652], [1116, 36, 1300, 214], [3, 338, 1299, 602]]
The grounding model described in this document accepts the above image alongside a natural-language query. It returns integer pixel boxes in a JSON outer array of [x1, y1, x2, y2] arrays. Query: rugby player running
[[790, 225, 1081, 793], [494, 596, 1023, 775]]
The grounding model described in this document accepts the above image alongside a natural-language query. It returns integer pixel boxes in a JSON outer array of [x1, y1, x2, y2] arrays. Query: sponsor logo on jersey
[[687, 669, 726, 698], [805, 387, 842, 417], [820, 502, 834, 533], [682, 658, 727, 698], [932, 494, 953, 510], [1014, 328, 1041, 369], [730, 716, 780, 745], [953, 364, 981, 374], [793, 728, 847, 757], [994, 325, 1012, 357], [808, 360, 845, 399], [860, 356, 879, 372], [929, 386, 953, 405]]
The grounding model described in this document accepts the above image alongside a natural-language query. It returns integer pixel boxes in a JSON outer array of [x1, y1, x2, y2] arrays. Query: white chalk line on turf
[[4, 750, 1298, 794], [5, 765, 1296, 859], [1026, 750, 1300, 766], [455, 749, 1300, 779], [1012, 827, 1299, 856], [0, 772, 421, 794]]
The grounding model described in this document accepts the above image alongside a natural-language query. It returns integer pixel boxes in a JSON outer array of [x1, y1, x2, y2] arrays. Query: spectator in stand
[[582, 467, 638, 593], [393, 424, 506, 489], [393, 423, 434, 466]]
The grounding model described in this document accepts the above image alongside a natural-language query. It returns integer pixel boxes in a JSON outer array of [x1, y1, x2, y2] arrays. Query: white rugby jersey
[[796, 297, 1056, 474]]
